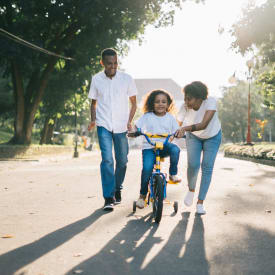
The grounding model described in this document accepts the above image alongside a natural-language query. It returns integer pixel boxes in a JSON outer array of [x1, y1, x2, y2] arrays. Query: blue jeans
[[186, 130, 222, 201], [97, 126, 129, 198], [140, 143, 180, 195]]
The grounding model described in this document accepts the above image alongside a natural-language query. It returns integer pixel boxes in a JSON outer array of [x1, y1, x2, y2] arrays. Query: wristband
[[191, 124, 196, 132]]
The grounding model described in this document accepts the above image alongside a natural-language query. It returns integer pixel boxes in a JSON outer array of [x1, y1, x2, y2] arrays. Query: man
[[88, 48, 137, 211]]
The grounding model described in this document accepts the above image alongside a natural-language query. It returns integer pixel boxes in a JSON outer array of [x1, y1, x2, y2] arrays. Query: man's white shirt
[[88, 70, 137, 133]]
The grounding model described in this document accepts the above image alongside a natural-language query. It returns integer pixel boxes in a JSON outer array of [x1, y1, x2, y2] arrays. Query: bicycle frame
[[134, 128, 174, 204]]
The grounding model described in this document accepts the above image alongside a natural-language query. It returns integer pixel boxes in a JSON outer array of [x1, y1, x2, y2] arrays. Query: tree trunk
[[10, 57, 57, 144], [24, 57, 57, 144], [40, 117, 50, 145], [9, 61, 25, 144], [9, 25, 77, 145], [46, 122, 55, 144]]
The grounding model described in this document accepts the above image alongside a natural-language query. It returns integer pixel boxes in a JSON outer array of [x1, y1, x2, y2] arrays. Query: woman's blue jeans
[[140, 143, 180, 196], [186, 130, 222, 201], [97, 126, 129, 199]]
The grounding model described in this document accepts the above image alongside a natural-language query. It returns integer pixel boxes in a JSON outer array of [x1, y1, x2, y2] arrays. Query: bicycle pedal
[[164, 199, 171, 204]]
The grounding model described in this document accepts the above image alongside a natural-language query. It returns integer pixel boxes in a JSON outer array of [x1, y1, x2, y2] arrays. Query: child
[[132, 89, 181, 209]]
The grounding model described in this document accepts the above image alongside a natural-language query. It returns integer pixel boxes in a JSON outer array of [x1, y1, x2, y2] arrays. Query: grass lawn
[[0, 129, 41, 144], [0, 130, 13, 144]]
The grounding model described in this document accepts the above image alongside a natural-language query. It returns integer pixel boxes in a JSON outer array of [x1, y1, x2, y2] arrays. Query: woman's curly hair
[[142, 89, 176, 114], [183, 81, 208, 100]]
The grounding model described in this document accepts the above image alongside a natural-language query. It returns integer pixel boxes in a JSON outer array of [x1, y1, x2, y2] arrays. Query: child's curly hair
[[142, 89, 176, 114]]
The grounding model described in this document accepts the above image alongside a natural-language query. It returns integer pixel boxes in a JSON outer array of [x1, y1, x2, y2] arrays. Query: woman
[[175, 81, 222, 214]]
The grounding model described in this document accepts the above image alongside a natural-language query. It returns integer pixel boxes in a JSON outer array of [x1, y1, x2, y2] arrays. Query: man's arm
[[127, 96, 137, 131], [88, 99, 97, 131]]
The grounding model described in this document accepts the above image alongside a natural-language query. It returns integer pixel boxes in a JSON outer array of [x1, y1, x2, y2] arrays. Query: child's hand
[[169, 136, 174, 143], [127, 131, 137, 138], [127, 125, 139, 138]]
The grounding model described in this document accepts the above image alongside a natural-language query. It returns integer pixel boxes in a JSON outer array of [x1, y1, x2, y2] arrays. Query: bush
[[224, 143, 275, 161]]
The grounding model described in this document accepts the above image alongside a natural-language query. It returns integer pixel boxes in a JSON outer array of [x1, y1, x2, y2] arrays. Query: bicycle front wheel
[[152, 174, 164, 223]]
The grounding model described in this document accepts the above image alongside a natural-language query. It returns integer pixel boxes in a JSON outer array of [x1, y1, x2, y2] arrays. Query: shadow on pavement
[[250, 169, 275, 181], [0, 209, 106, 275], [143, 212, 209, 275], [211, 225, 275, 274], [66, 211, 209, 275]]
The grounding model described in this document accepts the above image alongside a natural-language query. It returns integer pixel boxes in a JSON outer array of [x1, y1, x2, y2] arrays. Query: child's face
[[153, 94, 169, 116]]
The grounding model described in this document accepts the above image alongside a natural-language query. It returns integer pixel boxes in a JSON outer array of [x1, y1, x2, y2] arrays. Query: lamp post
[[245, 59, 254, 145], [73, 93, 79, 158]]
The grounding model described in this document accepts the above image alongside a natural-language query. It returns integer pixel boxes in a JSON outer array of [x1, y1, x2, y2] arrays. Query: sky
[[121, 0, 265, 97]]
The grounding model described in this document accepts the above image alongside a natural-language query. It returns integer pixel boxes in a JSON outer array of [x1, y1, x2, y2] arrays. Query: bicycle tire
[[152, 174, 164, 223]]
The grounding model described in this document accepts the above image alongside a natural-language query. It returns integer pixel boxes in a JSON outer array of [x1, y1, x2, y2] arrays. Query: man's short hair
[[101, 48, 117, 60]]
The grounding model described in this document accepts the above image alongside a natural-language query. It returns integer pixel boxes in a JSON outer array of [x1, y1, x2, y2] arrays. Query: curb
[[224, 154, 275, 167]]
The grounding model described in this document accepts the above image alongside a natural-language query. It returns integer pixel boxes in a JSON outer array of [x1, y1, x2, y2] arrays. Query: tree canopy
[[230, 0, 275, 109], [230, 0, 275, 62], [2, 0, 207, 144]]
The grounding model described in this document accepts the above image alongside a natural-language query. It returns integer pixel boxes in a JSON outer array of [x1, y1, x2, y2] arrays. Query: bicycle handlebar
[[128, 128, 185, 147]]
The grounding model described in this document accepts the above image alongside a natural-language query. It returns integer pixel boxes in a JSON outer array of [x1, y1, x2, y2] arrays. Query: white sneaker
[[169, 175, 182, 183], [196, 204, 206, 215], [184, 191, 194, 207], [136, 197, 145, 209]]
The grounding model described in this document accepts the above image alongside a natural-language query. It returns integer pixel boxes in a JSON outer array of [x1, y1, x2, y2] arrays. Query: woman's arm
[[184, 110, 215, 132], [175, 110, 216, 137]]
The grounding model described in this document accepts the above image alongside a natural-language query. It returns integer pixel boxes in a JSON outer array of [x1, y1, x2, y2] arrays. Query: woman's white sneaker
[[196, 203, 206, 215], [184, 191, 194, 207]]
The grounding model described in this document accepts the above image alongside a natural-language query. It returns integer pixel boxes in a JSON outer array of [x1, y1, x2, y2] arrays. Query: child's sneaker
[[136, 195, 146, 209], [169, 175, 182, 184], [184, 191, 194, 207], [196, 203, 206, 215]]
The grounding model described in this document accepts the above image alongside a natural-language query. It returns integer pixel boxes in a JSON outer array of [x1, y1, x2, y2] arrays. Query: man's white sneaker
[[136, 197, 145, 209], [184, 191, 194, 207], [196, 203, 206, 215]]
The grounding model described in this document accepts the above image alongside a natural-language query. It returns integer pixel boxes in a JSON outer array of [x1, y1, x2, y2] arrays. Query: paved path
[[0, 150, 274, 275]]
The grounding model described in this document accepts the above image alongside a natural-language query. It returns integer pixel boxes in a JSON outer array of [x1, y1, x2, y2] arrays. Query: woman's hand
[[175, 127, 186, 138]]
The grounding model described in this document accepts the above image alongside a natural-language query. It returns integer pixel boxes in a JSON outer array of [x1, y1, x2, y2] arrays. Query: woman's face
[[184, 94, 202, 110], [153, 93, 169, 116]]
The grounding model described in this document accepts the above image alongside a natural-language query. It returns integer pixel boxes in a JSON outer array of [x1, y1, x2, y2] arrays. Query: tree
[[230, 0, 275, 110], [218, 81, 263, 143], [256, 66, 275, 108], [230, 0, 275, 62], [38, 63, 92, 144], [2, 0, 206, 144]]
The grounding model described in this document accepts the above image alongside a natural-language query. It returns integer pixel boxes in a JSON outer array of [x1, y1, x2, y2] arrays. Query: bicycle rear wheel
[[152, 175, 164, 223]]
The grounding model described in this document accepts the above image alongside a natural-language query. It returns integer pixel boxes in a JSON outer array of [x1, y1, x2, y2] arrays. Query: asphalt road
[[0, 150, 275, 275]]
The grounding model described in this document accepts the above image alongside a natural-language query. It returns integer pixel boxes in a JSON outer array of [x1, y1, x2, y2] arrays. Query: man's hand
[[127, 122, 132, 132], [88, 121, 96, 131], [175, 127, 185, 138]]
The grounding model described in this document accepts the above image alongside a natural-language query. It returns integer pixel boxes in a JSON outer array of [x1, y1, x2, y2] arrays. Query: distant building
[[134, 78, 184, 109]]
